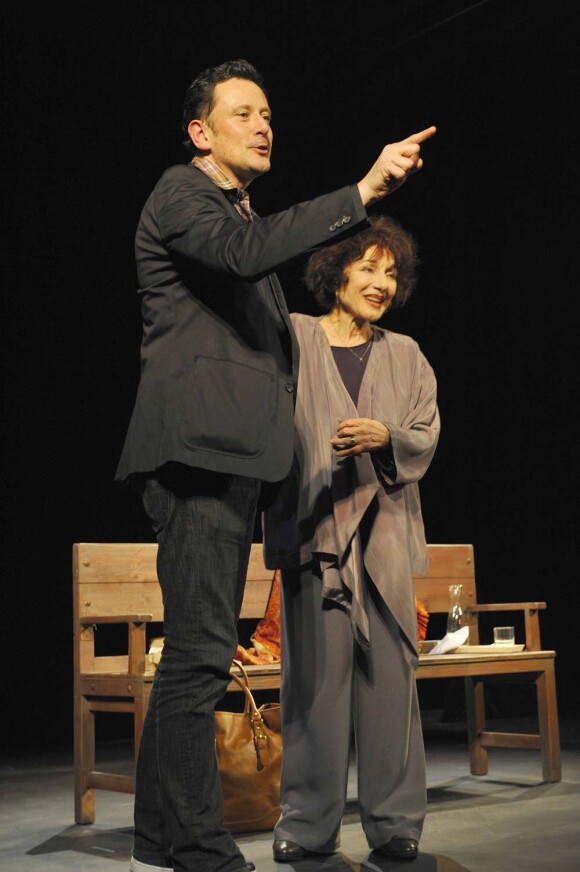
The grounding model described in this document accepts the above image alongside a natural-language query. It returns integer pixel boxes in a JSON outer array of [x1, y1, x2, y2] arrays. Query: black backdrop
[[4, 0, 579, 752]]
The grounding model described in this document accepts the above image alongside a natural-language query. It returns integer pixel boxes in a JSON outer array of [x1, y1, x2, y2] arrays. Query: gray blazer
[[116, 165, 367, 483]]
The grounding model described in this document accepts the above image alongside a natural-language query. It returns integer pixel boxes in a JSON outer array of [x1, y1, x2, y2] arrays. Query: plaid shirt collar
[[191, 155, 256, 222]]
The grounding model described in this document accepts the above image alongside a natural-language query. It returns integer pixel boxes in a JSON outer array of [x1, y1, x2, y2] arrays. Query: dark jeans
[[133, 465, 261, 872]]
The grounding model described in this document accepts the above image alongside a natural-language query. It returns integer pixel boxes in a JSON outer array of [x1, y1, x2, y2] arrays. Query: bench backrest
[[74, 541, 477, 629], [414, 544, 476, 613], [73, 542, 275, 625]]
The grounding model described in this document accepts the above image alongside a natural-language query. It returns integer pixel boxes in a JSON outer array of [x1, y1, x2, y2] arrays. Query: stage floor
[[1, 712, 579, 872]]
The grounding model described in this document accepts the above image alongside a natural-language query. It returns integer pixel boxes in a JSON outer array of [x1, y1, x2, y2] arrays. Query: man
[[116, 58, 435, 872]]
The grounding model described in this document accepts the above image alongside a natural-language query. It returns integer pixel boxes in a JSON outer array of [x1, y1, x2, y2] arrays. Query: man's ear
[[188, 119, 211, 153]]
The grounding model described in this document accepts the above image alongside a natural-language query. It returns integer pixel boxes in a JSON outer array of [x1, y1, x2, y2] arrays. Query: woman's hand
[[331, 418, 391, 457]]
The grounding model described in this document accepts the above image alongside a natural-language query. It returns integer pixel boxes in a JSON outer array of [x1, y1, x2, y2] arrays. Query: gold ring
[[350, 436, 356, 445]]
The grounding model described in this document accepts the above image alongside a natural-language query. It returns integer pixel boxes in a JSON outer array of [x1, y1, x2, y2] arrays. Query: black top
[[331, 340, 396, 477], [331, 340, 372, 405]]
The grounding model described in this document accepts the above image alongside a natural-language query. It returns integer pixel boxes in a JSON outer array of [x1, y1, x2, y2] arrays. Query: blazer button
[[329, 223, 336, 231], [285, 382, 295, 393], [343, 215, 351, 223]]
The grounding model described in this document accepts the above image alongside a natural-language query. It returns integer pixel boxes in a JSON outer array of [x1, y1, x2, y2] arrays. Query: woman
[[263, 215, 440, 863]]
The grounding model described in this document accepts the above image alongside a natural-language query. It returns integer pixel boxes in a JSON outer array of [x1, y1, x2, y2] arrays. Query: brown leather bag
[[215, 661, 282, 833]]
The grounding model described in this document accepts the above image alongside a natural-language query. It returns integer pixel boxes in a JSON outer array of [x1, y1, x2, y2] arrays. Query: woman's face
[[335, 246, 398, 323]]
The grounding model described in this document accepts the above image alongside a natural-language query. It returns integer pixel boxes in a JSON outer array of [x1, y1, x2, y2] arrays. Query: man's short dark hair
[[304, 215, 420, 311], [181, 59, 266, 157]]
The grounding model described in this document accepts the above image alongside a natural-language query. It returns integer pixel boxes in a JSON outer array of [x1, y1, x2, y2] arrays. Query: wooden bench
[[73, 541, 561, 825]]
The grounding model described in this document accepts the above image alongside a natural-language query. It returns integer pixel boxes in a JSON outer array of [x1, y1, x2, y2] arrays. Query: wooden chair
[[414, 544, 561, 783], [73, 541, 277, 825]]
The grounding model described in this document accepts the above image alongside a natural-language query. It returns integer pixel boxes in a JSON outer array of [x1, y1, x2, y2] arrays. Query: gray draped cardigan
[[263, 313, 440, 654]]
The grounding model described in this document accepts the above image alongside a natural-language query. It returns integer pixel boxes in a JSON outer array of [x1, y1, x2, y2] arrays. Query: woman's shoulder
[[289, 312, 320, 334], [374, 327, 434, 373], [373, 325, 420, 351]]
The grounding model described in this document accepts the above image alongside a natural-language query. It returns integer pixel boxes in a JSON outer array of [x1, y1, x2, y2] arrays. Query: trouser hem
[[130, 855, 173, 871]]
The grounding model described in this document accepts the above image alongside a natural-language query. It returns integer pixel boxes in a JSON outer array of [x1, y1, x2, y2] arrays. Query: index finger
[[406, 125, 437, 145]]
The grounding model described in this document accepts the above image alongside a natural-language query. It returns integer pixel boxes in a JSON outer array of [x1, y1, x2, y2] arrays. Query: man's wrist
[[357, 178, 378, 207]]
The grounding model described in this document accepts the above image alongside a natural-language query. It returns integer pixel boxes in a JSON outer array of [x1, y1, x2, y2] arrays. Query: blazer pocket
[[179, 355, 275, 458]]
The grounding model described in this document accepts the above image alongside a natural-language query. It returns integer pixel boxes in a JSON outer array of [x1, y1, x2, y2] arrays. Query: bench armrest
[[466, 602, 547, 650], [466, 602, 546, 612]]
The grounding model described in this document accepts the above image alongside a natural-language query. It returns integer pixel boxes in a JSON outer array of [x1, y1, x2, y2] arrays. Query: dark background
[[4, 0, 579, 752]]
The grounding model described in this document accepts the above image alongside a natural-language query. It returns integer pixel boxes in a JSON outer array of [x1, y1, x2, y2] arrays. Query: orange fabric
[[250, 570, 281, 659], [235, 571, 281, 664], [416, 597, 429, 651]]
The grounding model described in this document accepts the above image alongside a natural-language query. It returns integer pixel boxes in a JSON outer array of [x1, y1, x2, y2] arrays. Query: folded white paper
[[428, 626, 470, 654]]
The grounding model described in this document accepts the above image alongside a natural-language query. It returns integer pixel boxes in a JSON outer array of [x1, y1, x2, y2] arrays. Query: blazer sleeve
[[154, 167, 368, 280]]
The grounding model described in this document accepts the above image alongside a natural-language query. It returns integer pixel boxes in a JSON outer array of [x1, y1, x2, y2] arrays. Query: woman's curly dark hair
[[304, 215, 419, 311]]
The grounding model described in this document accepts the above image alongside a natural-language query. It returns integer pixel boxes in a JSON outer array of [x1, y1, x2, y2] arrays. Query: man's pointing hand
[[358, 126, 437, 206]]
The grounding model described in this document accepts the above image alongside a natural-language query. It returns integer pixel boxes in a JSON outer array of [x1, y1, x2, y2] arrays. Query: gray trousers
[[275, 564, 427, 852]]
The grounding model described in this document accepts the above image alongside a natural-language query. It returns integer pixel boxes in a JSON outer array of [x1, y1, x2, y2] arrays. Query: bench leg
[[536, 667, 561, 783], [465, 676, 488, 775], [74, 693, 96, 824]]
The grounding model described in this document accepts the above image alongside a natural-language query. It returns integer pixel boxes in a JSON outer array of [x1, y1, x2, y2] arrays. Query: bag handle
[[229, 661, 259, 713], [227, 660, 270, 770], [231, 659, 253, 712]]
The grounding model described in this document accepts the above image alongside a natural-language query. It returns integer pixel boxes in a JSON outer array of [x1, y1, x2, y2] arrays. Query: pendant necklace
[[346, 336, 373, 363], [323, 316, 374, 363]]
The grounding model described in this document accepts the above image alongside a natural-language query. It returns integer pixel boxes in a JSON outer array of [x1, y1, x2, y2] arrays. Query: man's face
[[200, 78, 273, 189]]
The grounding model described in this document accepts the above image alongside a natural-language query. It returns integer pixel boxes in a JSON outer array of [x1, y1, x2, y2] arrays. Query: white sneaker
[[130, 858, 172, 872], [130, 853, 254, 871]]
